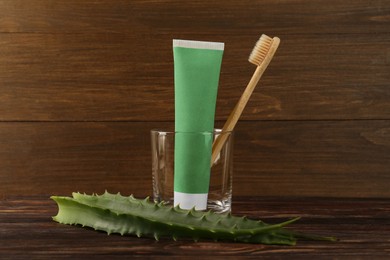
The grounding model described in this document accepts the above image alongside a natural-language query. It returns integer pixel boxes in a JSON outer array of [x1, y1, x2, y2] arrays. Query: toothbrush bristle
[[248, 34, 273, 66]]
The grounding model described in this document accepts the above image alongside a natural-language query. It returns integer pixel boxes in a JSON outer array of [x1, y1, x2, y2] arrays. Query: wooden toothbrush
[[211, 34, 280, 165]]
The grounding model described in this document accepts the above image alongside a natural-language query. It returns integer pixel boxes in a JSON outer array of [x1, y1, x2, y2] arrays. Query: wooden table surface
[[1, 196, 389, 259]]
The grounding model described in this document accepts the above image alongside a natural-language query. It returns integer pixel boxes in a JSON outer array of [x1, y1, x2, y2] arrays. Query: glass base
[[153, 196, 231, 214]]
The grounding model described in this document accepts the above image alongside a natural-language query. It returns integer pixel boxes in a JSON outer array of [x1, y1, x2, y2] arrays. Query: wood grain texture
[[1, 33, 389, 121], [1, 121, 389, 198], [235, 120, 390, 198], [0, 2, 389, 121], [0, 2, 389, 257], [1, 196, 389, 258], [1, 0, 389, 34], [0, 0, 389, 199]]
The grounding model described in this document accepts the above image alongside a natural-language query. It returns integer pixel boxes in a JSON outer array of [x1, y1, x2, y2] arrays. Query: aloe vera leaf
[[52, 196, 296, 244], [51, 192, 299, 245], [72, 192, 300, 239], [72, 191, 272, 230], [52, 192, 337, 244]]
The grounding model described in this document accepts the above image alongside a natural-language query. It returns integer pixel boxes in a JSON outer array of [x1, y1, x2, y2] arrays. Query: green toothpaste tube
[[173, 39, 224, 210]]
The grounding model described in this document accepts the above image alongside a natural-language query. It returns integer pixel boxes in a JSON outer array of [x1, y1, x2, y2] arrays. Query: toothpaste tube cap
[[174, 192, 208, 210]]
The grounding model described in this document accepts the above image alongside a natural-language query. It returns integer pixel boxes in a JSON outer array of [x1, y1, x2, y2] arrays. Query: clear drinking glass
[[151, 129, 234, 213]]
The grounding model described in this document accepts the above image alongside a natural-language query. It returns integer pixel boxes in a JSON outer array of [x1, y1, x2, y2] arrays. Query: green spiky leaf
[[51, 191, 336, 245]]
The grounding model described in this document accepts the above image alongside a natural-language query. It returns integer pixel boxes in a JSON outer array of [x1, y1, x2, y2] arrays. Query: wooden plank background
[[0, 0, 389, 198]]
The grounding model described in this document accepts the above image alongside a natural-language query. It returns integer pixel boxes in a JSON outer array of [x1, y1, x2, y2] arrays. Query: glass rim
[[150, 128, 233, 135]]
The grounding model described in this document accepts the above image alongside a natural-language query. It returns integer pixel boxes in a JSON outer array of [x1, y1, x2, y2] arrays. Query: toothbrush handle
[[211, 38, 280, 166], [211, 66, 265, 166]]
